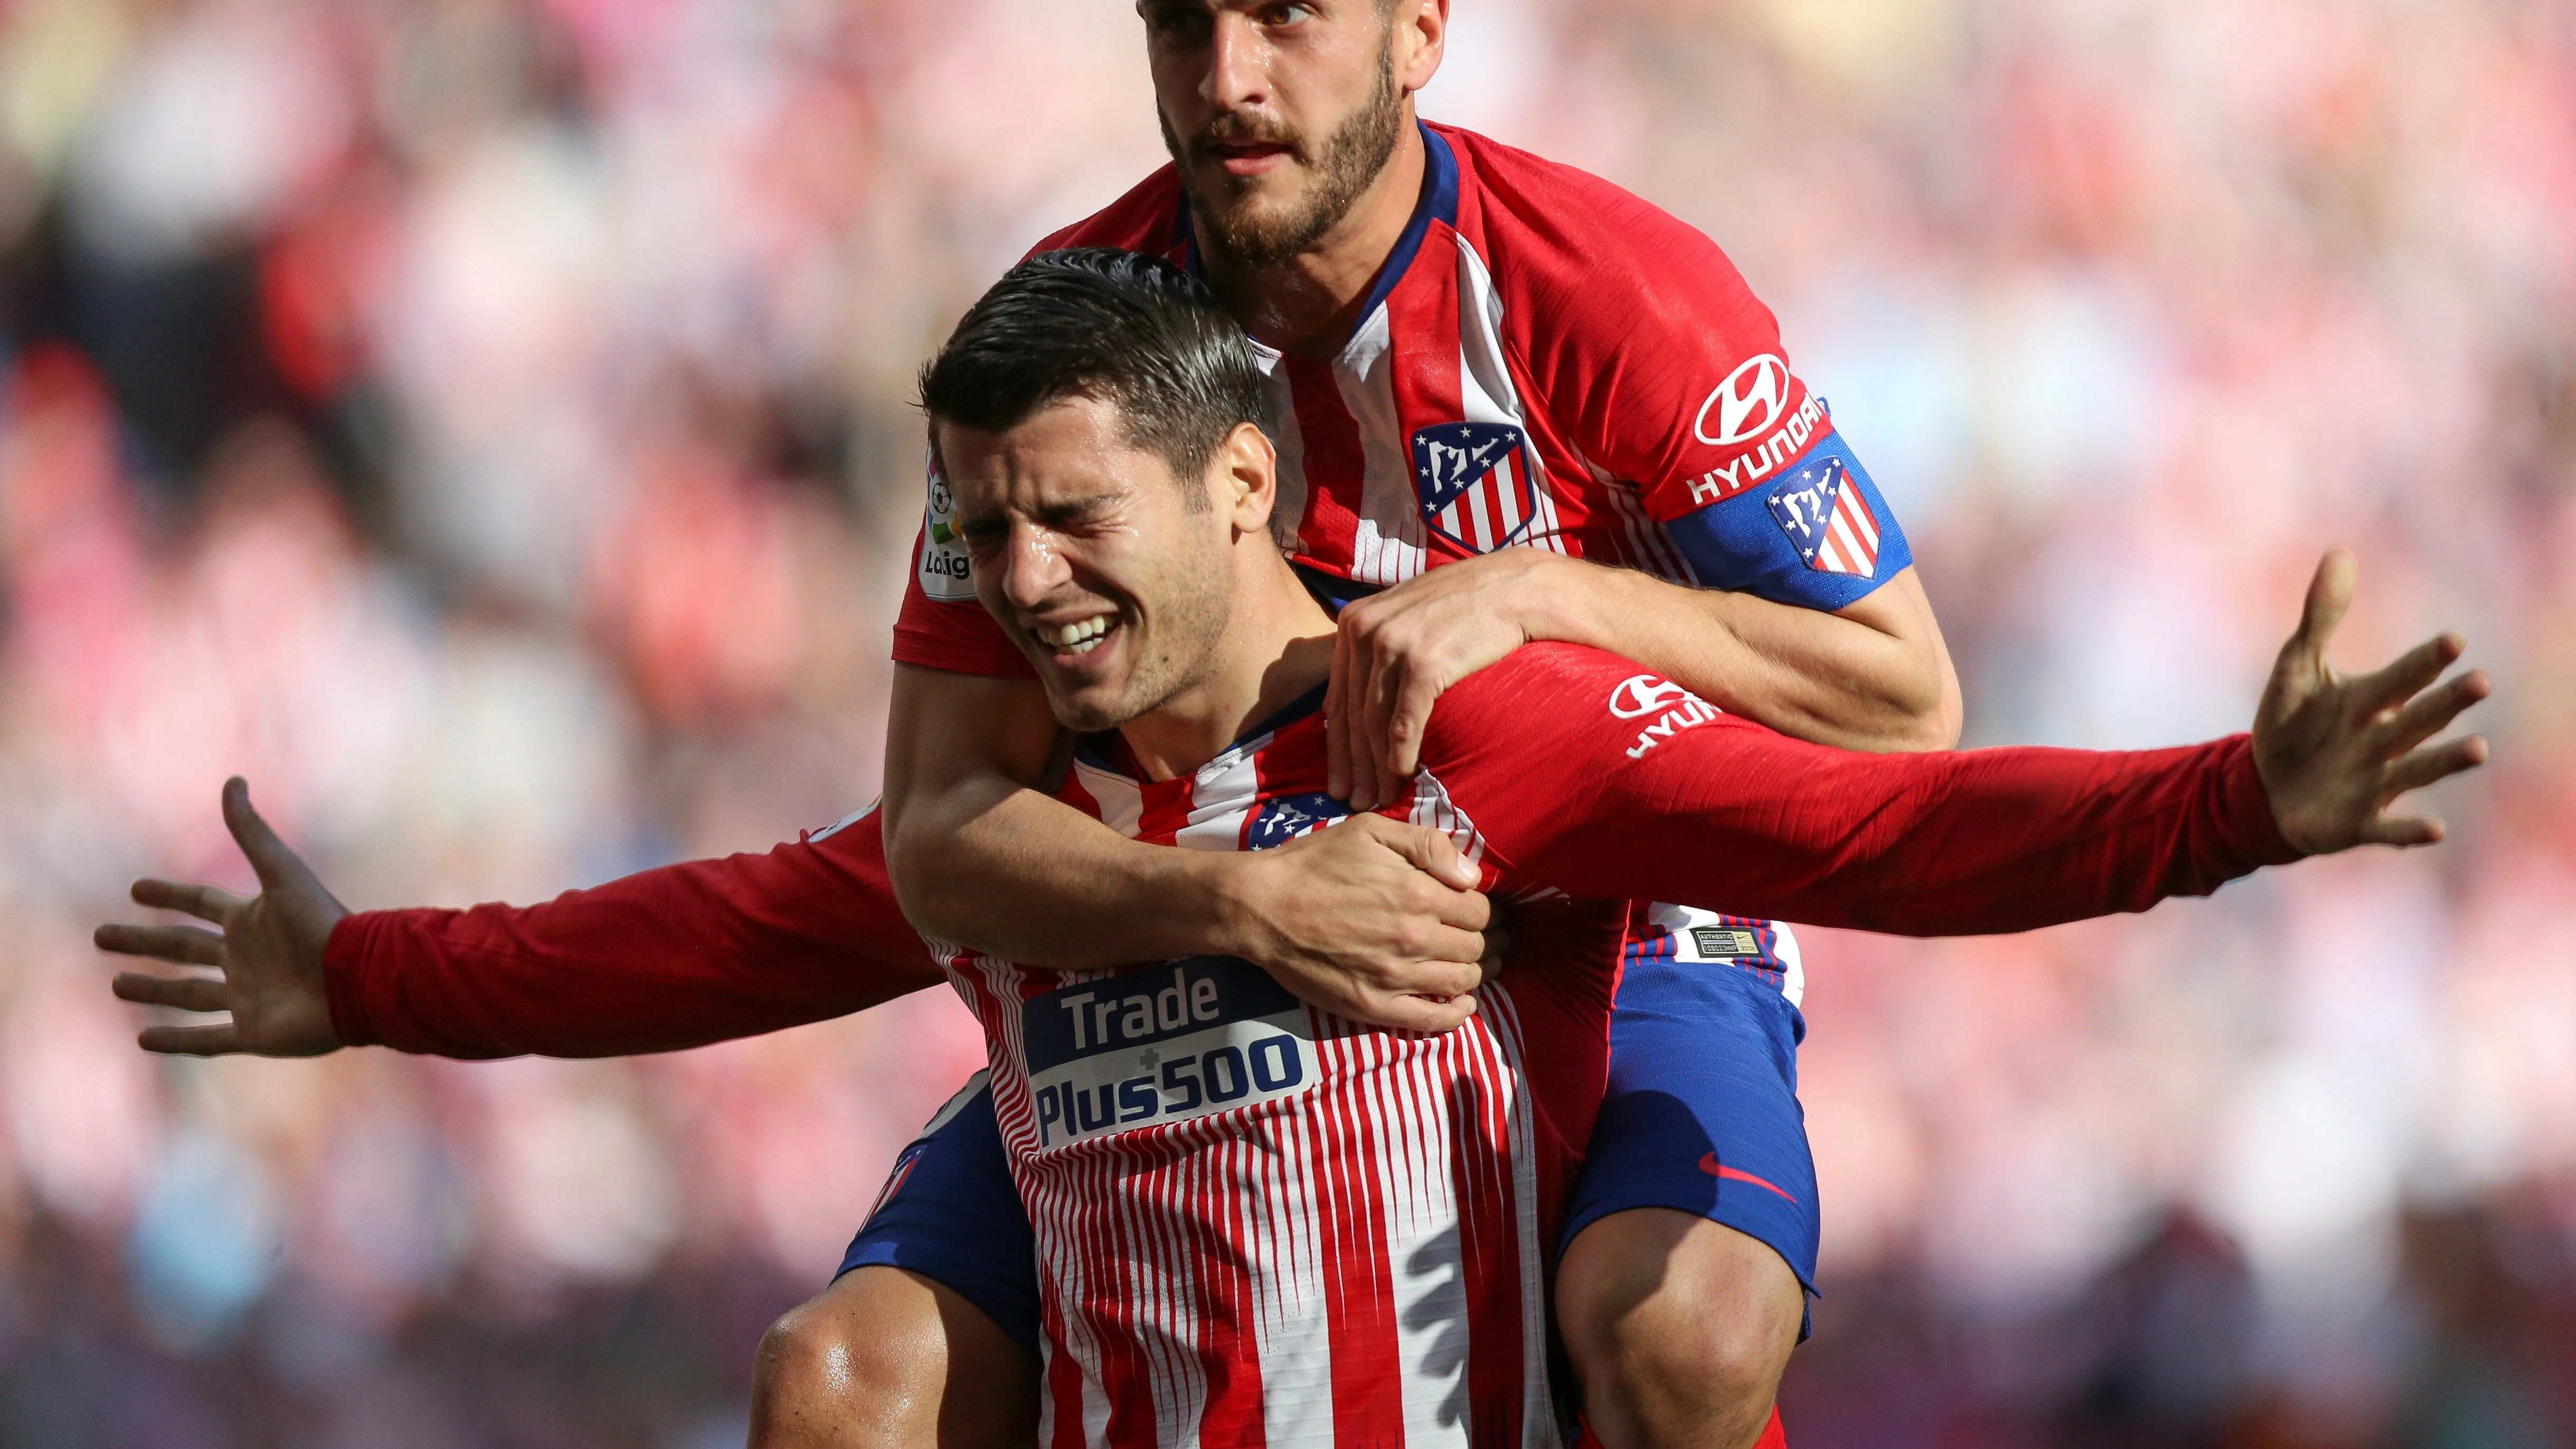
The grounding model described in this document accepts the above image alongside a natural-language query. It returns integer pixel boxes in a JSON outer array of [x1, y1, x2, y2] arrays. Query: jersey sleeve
[[893, 452, 1036, 679], [322, 807, 945, 1058], [1427, 645, 2299, 934], [1510, 184, 1909, 611]]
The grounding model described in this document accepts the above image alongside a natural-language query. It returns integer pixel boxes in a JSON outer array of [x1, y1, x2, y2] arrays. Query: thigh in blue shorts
[[1561, 918, 1820, 1334], [837, 1070, 1041, 1354]]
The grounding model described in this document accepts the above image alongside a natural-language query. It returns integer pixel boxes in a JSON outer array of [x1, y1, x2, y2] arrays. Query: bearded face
[[1146, 3, 1410, 270]]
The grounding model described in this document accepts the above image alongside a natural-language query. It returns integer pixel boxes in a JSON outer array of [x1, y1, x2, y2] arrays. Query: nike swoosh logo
[[1699, 1153, 1799, 1205]]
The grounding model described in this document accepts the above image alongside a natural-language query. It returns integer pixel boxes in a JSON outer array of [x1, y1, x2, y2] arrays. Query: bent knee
[[1558, 1213, 1803, 1416], [751, 1286, 944, 1449]]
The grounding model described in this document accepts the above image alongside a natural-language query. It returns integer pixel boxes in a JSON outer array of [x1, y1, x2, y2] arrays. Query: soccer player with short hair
[[106, 248, 2490, 1448], [88, 4, 2485, 1447], [841, 247, 2482, 1446]]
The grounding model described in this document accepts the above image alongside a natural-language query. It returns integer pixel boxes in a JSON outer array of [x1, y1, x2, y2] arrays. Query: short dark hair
[[919, 249, 1266, 490]]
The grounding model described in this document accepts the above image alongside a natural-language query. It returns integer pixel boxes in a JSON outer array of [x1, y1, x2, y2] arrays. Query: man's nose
[[999, 526, 1073, 610], [1204, 12, 1268, 112]]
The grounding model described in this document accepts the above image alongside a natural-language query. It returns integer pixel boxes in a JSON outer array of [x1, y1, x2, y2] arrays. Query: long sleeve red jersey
[[933, 643, 2300, 1448], [323, 808, 937, 1058], [323, 644, 2299, 1065]]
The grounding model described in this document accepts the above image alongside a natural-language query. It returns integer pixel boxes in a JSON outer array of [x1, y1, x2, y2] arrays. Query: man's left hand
[[1327, 549, 1564, 810], [2253, 549, 2492, 854]]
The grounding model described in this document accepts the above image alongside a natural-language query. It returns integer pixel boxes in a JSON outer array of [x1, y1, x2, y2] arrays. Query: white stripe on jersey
[[1176, 748, 1262, 850], [1077, 762, 1146, 839], [1455, 240, 1567, 558], [1338, 304, 1434, 585], [1256, 347, 1313, 556]]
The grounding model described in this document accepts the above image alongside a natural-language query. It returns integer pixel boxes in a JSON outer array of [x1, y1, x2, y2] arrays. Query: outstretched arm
[[98, 780, 937, 1058], [1444, 552, 2488, 933]]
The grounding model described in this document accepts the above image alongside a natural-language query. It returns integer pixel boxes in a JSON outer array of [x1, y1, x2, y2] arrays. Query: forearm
[[327, 812, 938, 1058], [885, 780, 1256, 970], [1532, 556, 1961, 752], [1529, 728, 2298, 934]]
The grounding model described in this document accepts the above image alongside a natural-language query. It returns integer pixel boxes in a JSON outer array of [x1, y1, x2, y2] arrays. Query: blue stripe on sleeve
[[1663, 430, 1912, 612]]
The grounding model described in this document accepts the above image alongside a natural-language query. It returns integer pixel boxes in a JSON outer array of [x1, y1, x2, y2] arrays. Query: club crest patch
[[1410, 422, 1537, 552], [1244, 791, 1351, 851], [1763, 455, 1882, 579]]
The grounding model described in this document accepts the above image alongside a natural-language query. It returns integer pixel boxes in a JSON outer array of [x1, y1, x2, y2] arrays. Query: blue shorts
[[839, 948, 1817, 1352], [1560, 951, 1820, 1336], [836, 1070, 1042, 1353]]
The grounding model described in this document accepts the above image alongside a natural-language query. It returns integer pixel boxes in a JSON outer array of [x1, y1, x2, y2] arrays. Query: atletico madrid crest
[[1410, 421, 1537, 552], [1765, 455, 1883, 579]]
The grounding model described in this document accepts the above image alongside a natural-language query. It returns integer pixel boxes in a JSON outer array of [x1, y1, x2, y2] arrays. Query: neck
[[1118, 556, 1336, 782], [1196, 114, 1426, 357]]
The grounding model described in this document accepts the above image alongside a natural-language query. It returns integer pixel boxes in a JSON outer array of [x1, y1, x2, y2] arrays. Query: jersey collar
[[1073, 680, 1330, 785]]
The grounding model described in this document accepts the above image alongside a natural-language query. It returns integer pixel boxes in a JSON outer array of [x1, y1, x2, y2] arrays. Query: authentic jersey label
[[1690, 926, 1763, 959], [1022, 958, 1318, 1151], [916, 456, 977, 601], [1765, 453, 1882, 579], [1411, 421, 1537, 553]]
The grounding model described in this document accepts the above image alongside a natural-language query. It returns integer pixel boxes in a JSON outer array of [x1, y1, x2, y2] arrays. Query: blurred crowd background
[[0, 0, 2569, 1444]]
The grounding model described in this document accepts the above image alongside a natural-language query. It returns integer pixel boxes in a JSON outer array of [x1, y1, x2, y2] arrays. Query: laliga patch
[[916, 454, 976, 601], [1244, 791, 1351, 851], [1021, 958, 1318, 1151], [1763, 454, 1882, 579], [1411, 421, 1537, 553]]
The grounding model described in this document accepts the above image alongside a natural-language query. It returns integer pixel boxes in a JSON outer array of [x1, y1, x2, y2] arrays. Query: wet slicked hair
[[919, 249, 1267, 497]]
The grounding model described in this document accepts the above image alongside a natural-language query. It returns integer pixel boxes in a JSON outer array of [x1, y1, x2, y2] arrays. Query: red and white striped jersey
[[924, 641, 2303, 1449], [898, 122, 1921, 995], [897, 122, 1910, 677], [932, 684, 1626, 1449]]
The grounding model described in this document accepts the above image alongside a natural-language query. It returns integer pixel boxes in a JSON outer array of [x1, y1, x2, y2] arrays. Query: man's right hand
[[95, 777, 346, 1057], [1223, 813, 1502, 1034]]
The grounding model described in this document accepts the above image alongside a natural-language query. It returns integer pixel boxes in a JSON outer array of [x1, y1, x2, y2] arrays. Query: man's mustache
[[1187, 111, 1310, 164]]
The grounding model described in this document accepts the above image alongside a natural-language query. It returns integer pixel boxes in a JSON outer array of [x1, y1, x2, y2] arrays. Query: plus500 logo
[[1020, 958, 1318, 1150]]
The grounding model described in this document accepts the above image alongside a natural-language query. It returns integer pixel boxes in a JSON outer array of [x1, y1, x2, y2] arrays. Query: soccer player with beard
[[102, 246, 2487, 1444], [94, 2, 2145, 1445], [111, 4, 1950, 1438], [804, 251, 2481, 1447]]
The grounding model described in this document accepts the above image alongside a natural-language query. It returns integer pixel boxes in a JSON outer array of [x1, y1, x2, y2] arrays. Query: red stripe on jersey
[[1134, 770, 1197, 846], [1453, 1016, 1527, 1442], [1311, 1027, 1407, 1436], [1284, 356, 1367, 578], [1193, 1129, 1269, 1447]]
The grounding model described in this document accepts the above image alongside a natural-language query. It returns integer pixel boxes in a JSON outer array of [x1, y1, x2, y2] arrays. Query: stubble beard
[[1161, 40, 1406, 271], [1046, 545, 1235, 737]]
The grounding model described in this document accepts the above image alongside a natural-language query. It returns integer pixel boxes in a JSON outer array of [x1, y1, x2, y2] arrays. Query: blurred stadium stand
[[0, 0, 2568, 1444]]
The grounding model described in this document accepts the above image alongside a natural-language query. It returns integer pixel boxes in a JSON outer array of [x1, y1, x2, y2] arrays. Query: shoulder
[[1025, 167, 1186, 259], [1422, 641, 1646, 764], [1439, 126, 1772, 342]]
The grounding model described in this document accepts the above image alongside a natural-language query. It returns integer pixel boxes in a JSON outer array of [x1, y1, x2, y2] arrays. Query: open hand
[[1327, 550, 1560, 810], [2253, 550, 2492, 855], [1229, 813, 1505, 1033], [95, 777, 346, 1056]]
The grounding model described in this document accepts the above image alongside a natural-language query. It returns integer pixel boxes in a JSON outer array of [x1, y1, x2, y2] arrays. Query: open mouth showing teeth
[[1036, 616, 1114, 656]]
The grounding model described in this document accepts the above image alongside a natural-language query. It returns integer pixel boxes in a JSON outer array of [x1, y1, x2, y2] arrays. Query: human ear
[[1393, 0, 1446, 96], [1219, 422, 1280, 538]]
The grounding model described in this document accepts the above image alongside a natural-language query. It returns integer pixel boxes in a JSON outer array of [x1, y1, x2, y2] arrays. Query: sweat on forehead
[[917, 249, 1271, 482]]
